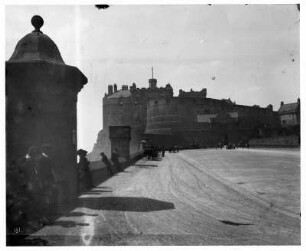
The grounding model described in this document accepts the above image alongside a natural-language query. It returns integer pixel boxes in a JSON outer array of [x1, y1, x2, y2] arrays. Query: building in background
[[276, 98, 300, 143], [278, 99, 300, 128], [88, 72, 281, 161]]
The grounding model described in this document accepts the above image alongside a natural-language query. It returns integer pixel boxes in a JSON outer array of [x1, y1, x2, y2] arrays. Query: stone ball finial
[[31, 15, 44, 32]]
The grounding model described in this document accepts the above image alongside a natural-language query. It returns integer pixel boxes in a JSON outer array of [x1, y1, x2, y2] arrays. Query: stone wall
[[143, 95, 279, 148], [89, 153, 143, 186], [90, 83, 281, 158], [249, 135, 299, 147], [6, 60, 87, 208]]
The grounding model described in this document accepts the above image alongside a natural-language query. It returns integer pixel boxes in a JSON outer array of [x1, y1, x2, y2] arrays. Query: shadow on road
[[142, 157, 163, 162], [134, 164, 158, 168], [82, 191, 112, 195], [91, 188, 112, 192], [220, 220, 254, 226], [78, 196, 175, 212], [50, 221, 90, 228], [65, 212, 98, 217], [7, 235, 50, 246], [95, 186, 111, 189]]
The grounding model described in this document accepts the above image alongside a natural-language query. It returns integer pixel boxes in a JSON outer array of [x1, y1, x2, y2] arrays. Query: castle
[[88, 72, 280, 161]]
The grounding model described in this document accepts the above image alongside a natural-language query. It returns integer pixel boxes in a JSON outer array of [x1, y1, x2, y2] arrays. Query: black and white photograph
[[3, 0, 302, 247]]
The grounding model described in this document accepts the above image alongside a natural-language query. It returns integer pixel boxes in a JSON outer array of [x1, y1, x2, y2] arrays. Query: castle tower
[[149, 67, 157, 89], [6, 16, 88, 208]]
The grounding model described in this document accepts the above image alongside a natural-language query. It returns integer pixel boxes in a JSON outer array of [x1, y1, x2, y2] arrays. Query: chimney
[[201, 88, 207, 98], [114, 84, 117, 92], [297, 98, 300, 104], [108, 85, 113, 95], [280, 101, 284, 106], [130, 82, 137, 92]]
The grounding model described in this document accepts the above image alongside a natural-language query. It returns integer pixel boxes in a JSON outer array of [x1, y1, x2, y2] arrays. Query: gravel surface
[[27, 148, 300, 245]]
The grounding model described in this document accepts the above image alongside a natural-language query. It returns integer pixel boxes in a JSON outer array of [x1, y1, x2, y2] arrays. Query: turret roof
[[8, 15, 64, 64]]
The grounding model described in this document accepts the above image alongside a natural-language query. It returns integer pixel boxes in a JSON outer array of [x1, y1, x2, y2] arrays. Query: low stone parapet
[[89, 151, 143, 186], [249, 135, 299, 148]]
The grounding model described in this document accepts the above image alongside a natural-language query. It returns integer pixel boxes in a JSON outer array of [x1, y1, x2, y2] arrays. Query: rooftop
[[8, 15, 64, 64], [107, 90, 131, 99], [278, 102, 299, 114]]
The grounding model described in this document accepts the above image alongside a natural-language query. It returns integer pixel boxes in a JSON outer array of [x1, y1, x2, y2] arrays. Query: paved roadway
[[29, 148, 300, 245]]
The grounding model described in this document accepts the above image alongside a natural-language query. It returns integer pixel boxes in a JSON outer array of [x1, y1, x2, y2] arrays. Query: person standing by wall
[[7, 145, 42, 233], [100, 152, 114, 176], [77, 149, 93, 193], [36, 144, 57, 225], [111, 148, 121, 172]]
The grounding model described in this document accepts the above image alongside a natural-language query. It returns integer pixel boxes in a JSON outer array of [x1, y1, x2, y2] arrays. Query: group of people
[[168, 145, 180, 153], [101, 148, 122, 175], [77, 148, 122, 190], [7, 145, 125, 234], [7, 144, 57, 233], [143, 145, 167, 159], [215, 142, 250, 150]]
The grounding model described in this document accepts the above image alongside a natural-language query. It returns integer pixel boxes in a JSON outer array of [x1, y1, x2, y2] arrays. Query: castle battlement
[[105, 81, 173, 100], [92, 71, 282, 161], [179, 88, 207, 98]]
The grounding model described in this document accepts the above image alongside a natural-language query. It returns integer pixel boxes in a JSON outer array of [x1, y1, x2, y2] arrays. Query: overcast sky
[[5, 4, 300, 152]]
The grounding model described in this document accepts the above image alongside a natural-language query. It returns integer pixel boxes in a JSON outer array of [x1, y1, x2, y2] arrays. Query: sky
[[5, 4, 300, 152]]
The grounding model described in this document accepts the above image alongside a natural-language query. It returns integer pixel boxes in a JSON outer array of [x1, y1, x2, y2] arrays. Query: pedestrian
[[111, 148, 121, 172], [100, 152, 114, 176], [36, 144, 57, 225], [8, 146, 42, 232], [17, 146, 41, 196], [161, 146, 165, 157], [77, 149, 93, 193]]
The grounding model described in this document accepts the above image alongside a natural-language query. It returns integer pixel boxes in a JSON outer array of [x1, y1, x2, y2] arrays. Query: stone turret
[[6, 15, 87, 208], [130, 82, 137, 92], [108, 85, 113, 95]]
